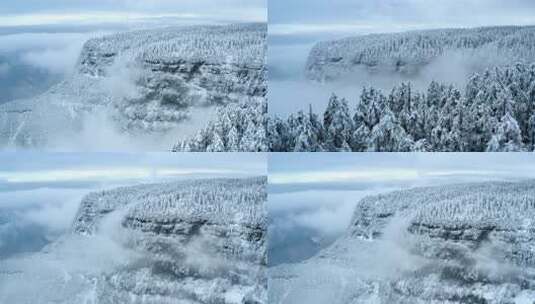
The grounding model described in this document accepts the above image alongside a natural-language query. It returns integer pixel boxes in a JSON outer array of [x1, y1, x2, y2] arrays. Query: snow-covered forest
[[306, 25, 535, 81], [173, 100, 267, 152], [269, 63, 535, 152]]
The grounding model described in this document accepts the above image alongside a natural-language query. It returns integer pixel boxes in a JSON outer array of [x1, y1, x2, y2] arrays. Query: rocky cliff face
[[0, 177, 267, 304], [0, 23, 267, 149], [270, 181, 535, 304], [305, 25, 535, 82]]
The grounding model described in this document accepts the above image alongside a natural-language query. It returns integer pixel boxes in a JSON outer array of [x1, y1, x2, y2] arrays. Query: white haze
[[12, 46, 218, 151], [0, 188, 87, 234], [0, 32, 111, 75], [0, 210, 141, 303], [269, 189, 390, 237], [46, 108, 217, 151]]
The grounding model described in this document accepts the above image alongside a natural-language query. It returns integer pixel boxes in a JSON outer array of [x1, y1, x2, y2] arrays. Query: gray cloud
[[270, 153, 535, 179], [0, 63, 9, 76], [0, 32, 112, 76], [13, 33, 101, 74], [0, 152, 266, 182]]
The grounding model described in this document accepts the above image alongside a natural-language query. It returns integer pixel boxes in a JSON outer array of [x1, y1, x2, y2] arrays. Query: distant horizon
[[0, 0, 266, 27]]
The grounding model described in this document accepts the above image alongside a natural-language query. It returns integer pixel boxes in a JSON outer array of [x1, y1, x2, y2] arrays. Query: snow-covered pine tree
[[207, 132, 225, 152], [366, 107, 413, 152], [267, 117, 291, 152], [293, 111, 320, 152], [323, 94, 353, 151], [486, 112, 525, 151]]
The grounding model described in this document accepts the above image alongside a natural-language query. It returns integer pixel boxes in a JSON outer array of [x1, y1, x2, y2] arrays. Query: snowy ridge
[[74, 177, 266, 230], [1, 177, 267, 304], [79, 23, 266, 76], [306, 25, 535, 81], [74, 177, 267, 303], [270, 180, 535, 304], [0, 23, 267, 150]]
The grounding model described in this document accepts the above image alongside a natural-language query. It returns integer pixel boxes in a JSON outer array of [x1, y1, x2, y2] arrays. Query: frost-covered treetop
[[72, 177, 267, 234], [78, 22, 267, 75], [306, 25, 535, 80], [349, 180, 535, 238]]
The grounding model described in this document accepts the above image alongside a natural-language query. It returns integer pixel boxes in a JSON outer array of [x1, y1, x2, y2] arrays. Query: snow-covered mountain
[[270, 181, 535, 304], [0, 177, 267, 304], [0, 23, 267, 150], [306, 25, 535, 82]]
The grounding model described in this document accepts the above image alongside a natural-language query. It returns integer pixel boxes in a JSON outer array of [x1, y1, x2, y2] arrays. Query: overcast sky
[[270, 153, 535, 185], [270, 0, 535, 36], [0, 152, 266, 185], [0, 0, 266, 27]]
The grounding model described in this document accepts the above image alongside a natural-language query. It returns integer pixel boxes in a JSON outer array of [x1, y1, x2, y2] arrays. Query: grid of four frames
[[1, 1, 535, 303]]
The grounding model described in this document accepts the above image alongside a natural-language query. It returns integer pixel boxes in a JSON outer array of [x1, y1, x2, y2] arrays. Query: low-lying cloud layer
[[0, 31, 111, 103], [0, 32, 108, 75]]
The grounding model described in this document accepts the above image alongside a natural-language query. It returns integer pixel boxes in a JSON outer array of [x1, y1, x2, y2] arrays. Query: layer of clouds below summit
[[0, 32, 108, 76], [270, 0, 535, 36]]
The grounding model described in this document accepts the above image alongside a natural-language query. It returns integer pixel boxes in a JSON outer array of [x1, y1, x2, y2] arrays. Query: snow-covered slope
[[0, 177, 267, 304], [0, 23, 267, 149], [306, 25, 535, 81], [270, 180, 535, 304]]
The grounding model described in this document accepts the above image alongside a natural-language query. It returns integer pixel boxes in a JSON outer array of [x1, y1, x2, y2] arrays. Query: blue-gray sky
[[0, 152, 266, 186], [270, 0, 535, 36], [270, 153, 535, 184], [0, 0, 266, 26]]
